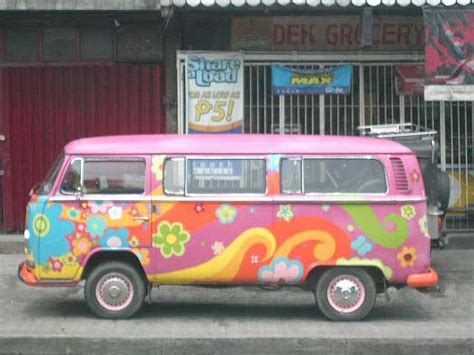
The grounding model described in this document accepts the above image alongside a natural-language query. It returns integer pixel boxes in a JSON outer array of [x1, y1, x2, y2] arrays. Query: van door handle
[[133, 216, 150, 222]]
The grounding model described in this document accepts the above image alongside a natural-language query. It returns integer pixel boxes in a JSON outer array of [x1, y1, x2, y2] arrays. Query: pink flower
[[48, 258, 64, 273], [89, 202, 113, 214], [258, 257, 303, 285]]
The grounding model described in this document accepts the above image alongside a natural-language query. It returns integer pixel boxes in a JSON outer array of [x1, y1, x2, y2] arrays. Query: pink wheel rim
[[327, 274, 366, 314], [95, 273, 134, 312]]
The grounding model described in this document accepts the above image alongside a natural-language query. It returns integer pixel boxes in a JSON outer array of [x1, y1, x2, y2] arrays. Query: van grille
[[390, 157, 409, 192]]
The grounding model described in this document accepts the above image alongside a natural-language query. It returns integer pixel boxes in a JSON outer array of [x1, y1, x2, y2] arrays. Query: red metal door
[[1, 65, 165, 231]]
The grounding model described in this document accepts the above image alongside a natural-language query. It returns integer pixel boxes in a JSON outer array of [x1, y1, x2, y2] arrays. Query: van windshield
[[34, 152, 65, 195]]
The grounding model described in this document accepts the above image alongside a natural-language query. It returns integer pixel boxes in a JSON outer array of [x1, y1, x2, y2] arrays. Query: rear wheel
[[315, 268, 376, 321], [84, 261, 146, 319]]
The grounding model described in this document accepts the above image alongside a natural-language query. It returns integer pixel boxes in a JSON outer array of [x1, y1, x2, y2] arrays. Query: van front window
[[34, 152, 65, 195]]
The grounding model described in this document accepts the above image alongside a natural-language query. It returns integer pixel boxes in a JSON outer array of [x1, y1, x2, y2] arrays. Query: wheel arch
[[304, 265, 387, 293], [79, 250, 148, 285]]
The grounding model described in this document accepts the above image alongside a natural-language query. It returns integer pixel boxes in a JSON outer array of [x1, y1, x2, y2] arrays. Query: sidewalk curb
[[0, 336, 472, 355]]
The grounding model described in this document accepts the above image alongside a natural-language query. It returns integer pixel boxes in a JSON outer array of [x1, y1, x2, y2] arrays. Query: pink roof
[[64, 134, 413, 155]]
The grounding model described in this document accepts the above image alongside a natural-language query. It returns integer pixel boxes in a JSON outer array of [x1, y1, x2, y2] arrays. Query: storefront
[[172, 2, 473, 232], [0, 12, 167, 231]]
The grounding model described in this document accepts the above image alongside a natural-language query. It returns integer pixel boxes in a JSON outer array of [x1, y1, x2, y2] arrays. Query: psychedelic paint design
[[24, 154, 430, 286]]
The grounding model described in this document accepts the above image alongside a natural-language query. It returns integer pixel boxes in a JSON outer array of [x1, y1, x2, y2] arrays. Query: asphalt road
[[0, 243, 473, 354]]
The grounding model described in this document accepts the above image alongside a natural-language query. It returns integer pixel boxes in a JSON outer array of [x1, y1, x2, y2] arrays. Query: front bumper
[[407, 267, 439, 288], [18, 262, 79, 287]]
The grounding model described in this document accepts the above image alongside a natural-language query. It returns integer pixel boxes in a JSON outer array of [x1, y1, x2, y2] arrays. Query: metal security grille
[[177, 53, 474, 232]]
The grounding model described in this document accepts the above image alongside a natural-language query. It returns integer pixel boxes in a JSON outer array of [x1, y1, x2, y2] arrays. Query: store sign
[[395, 64, 424, 96], [423, 8, 474, 101], [186, 52, 244, 133], [232, 16, 424, 52], [190, 159, 242, 180], [272, 65, 352, 95]]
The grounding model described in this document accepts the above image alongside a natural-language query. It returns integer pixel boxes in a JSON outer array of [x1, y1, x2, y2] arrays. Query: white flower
[[250, 255, 259, 264], [108, 206, 123, 220], [211, 241, 225, 255]]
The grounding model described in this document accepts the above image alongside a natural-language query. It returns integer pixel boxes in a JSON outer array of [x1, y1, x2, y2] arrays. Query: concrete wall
[[0, 0, 160, 10]]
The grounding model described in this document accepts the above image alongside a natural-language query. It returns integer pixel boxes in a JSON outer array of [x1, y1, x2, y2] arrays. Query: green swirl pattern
[[341, 204, 409, 249]]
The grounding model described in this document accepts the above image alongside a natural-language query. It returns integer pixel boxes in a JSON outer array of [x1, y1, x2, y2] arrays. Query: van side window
[[304, 159, 387, 194], [164, 158, 185, 195], [83, 159, 145, 194], [61, 159, 82, 194], [187, 158, 266, 194], [281, 158, 302, 194]]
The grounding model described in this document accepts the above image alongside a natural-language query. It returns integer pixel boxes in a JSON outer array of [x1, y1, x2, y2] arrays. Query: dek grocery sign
[[272, 65, 352, 95], [186, 52, 244, 133]]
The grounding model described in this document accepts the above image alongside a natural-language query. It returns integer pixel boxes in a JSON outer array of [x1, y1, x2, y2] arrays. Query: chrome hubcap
[[96, 273, 133, 311], [327, 274, 365, 313]]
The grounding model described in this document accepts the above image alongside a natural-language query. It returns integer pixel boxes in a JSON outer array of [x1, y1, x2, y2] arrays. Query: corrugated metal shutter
[[1, 65, 165, 231]]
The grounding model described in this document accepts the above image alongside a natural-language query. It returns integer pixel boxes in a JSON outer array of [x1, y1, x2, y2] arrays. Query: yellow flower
[[397, 246, 417, 268], [129, 236, 140, 247], [72, 238, 92, 256], [401, 205, 416, 220]]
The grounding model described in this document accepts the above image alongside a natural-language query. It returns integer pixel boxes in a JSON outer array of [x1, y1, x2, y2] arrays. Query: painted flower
[[351, 235, 373, 256], [397, 246, 417, 268], [211, 241, 225, 256], [277, 205, 294, 222], [129, 236, 140, 247], [249, 206, 257, 214], [72, 237, 92, 256], [347, 224, 354, 233], [258, 257, 304, 285], [108, 206, 123, 220], [411, 170, 421, 182], [152, 155, 165, 182], [63, 252, 77, 266], [132, 248, 150, 266], [27, 202, 75, 265], [152, 221, 190, 258], [401, 205, 416, 220], [250, 255, 259, 264], [321, 204, 330, 212], [418, 215, 429, 238], [267, 154, 283, 171], [216, 204, 238, 224], [100, 228, 129, 249], [49, 257, 64, 273], [194, 204, 205, 213], [86, 216, 107, 238], [43, 262, 53, 274], [67, 208, 80, 220], [89, 201, 113, 214]]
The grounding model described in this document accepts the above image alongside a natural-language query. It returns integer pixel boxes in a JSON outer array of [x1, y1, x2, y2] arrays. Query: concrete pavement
[[0, 236, 473, 354]]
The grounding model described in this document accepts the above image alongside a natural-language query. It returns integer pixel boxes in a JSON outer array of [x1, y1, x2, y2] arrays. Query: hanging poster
[[395, 64, 424, 96], [186, 52, 244, 133], [423, 7, 474, 101], [272, 65, 352, 95]]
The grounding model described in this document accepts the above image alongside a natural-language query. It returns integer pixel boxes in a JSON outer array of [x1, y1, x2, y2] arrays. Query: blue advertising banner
[[272, 65, 352, 95]]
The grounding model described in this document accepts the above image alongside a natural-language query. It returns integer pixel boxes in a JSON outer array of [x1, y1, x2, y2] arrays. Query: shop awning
[[163, 0, 471, 8]]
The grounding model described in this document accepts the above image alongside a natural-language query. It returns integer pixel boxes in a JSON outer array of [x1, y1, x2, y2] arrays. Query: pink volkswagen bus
[[18, 134, 438, 320]]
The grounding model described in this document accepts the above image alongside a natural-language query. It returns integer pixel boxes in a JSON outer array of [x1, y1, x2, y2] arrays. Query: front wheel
[[84, 261, 146, 319], [315, 268, 376, 321]]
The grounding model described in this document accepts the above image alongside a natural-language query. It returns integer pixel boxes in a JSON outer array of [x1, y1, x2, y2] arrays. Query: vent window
[[390, 158, 409, 192]]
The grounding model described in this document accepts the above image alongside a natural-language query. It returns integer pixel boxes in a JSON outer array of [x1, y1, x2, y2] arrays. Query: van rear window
[[281, 158, 387, 194]]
